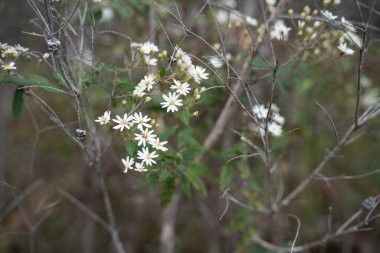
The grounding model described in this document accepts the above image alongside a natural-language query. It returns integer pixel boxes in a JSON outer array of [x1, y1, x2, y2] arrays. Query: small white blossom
[[267, 122, 283, 137], [122, 156, 134, 173], [149, 138, 168, 152], [14, 44, 29, 53], [161, 92, 183, 112], [175, 48, 193, 69], [1, 62, 16, 71], [137, 147, 159, 166], [321, 10, 338, 20], [113, 113, 134, 132], [140, 41, 159, 55], [170, 79, 191, 96], [144, 55, 157, 66], [135, 128, 157, 147], [135, 162, 147, 172], [344, 31, 362, 48], [2, 48, 18, 58], [270, 20, 291, 41], [338, 42, 355, 55], [95, 111, 111, 125], [266, 0, 277, 6], [133, 112, 152, 131], [188, 65, 209, 84], [137, 74, 156, 92], [133, 89, 146, 98], [341, 17, 356, 32], [209, 56, 224, 68]]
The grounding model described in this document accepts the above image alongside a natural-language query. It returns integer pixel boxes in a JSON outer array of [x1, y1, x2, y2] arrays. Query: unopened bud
[[145, 96, 152, 103], [192, 111, 199, 117], [122, 99, 127, 106], [42, 53, 50, 59]]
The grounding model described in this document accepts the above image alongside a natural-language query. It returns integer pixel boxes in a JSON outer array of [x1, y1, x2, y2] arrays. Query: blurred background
[[1, 0, 380, 252]]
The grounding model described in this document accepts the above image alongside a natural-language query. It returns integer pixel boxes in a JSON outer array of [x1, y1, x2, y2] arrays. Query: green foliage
[[0, 76, 59, 93], [84, 9, 102, 26], [160, 173, 176, 206], [12, 87, 24, 122], [219, 164, 234, 189], [125, 139, 137, 156], [179, 109, 190, 126]]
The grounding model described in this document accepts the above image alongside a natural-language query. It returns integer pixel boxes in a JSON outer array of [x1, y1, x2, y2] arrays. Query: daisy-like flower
[[133, 112, 152, 131], [137, 147, 159, 166], [1, 62, 16, 71], [321, 10, 338, 20], [188, 65, 209, 84], [144, 55, 157, 66], [140, 42, 159, 55], [161, 92, 183, 112], [135, 162, 147, 172], [134, 128, 157, 147], [14, 44, 29, 54], [2, 48, 18, 58], [170, 79, 191, 96], [137, 74, 156, 92], [113, 113, 134, 132], [175, 47, 193, 69], [95, 111, 111, 125], [133, 89, 146, 98], [338, 42, 355, 55], [121, 156, 134, 173], [270, 20, 292, 41], [149, 137, 168, 152], [209, 56, 224, 68]]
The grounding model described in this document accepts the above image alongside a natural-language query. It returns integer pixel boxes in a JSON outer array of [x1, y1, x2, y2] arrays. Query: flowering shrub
[[1, 0, 380, 253]]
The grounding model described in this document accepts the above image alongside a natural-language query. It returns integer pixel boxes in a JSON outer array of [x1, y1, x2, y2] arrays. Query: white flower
[[209, 56, 224, 68], [252, 104, 269, 119], [344, 31, 362, 48], [137, 74, 156, 92], [1, 62, 16, 71], [175, 48, 192, 69], [2, 48, 18, 58], [161, 92, 183, 112], [134, 162, 147, 172], [266, 0, 277, 6], [100, 8, 114, 23], [140, 41, 159, 55], [95, 111, 111, 125], [144, 55, 157, 66], [188, 65, 209, 84], [14, 44, 29, 53], [221, 0, 237, 8], [270, 20, 291, 41], [170, 79, 191, 96], [245, 16, 258, 26], [338, 42, 355, 55], [341, 17, 356, 32], [133, 89, 146, 98], [122, 156, 134, 173], [268, 122, 283, 136], [133, 112, 152, 131], [137, 147, 159, 166], [134, 128, 157, 147], [112, 113, 134, 132], [321, 10, 338, 20], [149, 137, 168, 152]]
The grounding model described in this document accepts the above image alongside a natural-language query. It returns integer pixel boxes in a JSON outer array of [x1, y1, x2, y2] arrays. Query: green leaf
[[177, 170, 192, 197], [160, 125, 178, 140], [125, 140, 137, 156], [181, 167, 207, 195], [178, 128, 201, 148], [220, 165, 234, 189], [12, 88, 24, 122], [160, 175, 176, 207], [85, 8, 102, 26], [0, 76, 59, 93], [159, 67, 166, 77], [179, 110, 190, 126]]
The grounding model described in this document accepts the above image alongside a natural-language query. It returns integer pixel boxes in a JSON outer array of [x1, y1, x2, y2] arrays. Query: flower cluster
[[0, 43, 29, 72], [251, 104, 285, 137], [95, 110, 168, 173], [96, 41, 209, 174], [252, 2, 361, 59]]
